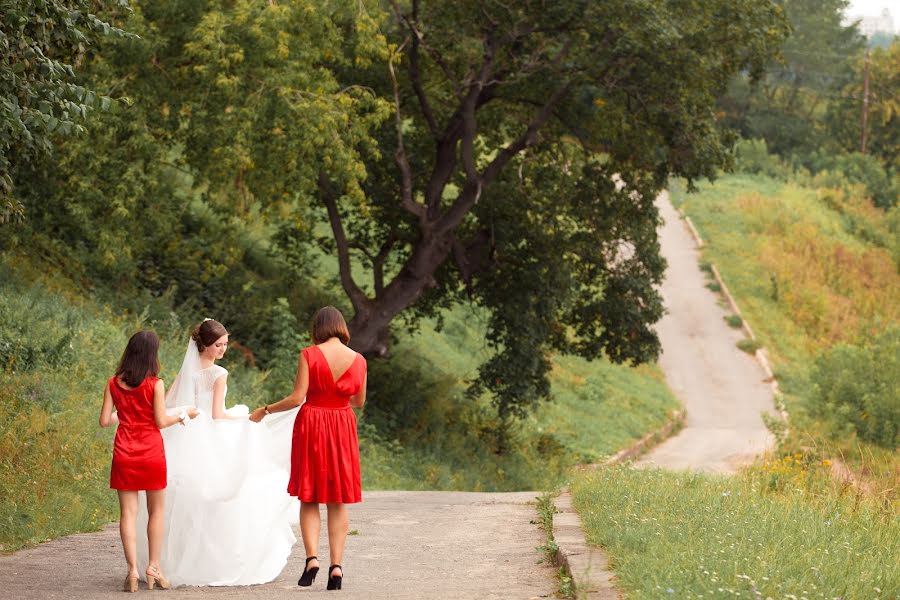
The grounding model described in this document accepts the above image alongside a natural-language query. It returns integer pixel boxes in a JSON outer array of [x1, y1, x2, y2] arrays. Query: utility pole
[[860, 48, 871, 155]]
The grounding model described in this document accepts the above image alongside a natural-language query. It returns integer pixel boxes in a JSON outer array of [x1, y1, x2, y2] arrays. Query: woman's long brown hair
[[115, 330, 161, 388]]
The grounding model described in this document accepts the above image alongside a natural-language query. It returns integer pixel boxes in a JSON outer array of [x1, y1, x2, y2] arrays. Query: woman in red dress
[[99, 331, 197, 592], [251, 306, 367, 591]]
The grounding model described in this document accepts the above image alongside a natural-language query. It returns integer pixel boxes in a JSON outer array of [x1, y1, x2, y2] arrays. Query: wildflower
[[667, 588, 675, 594]]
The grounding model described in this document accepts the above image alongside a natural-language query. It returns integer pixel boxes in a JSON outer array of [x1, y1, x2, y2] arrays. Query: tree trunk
[[347, 232, 455, 356]]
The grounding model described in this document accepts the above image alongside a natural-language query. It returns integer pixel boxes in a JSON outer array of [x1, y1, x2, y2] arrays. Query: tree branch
[[394, 0, 439, 137], [318, 171, 370, 310], [423, 37, 499, 219], [387, 37, 427, 224], [389, 0, 462, 102], [372, 230, 399, 296], [451, 229, 493, 291], [437, 78, 574, 234]]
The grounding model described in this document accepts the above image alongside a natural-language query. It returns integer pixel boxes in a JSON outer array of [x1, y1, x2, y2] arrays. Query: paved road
[[636, 192, 776, 473], [0, 491, 555, 600]]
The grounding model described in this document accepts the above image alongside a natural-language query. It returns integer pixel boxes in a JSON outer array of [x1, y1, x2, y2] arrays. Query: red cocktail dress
[[108, 376, 166, 490], [288, 346, 366, 503]]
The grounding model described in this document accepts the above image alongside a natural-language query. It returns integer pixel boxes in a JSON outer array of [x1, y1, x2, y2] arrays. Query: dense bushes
[[731, 138, 899, 210], [804, 151, 898, 210], [810, 327, 900, 447]]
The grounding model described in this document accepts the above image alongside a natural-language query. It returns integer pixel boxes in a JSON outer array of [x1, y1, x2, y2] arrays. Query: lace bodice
[[193, 364, 228, 414]]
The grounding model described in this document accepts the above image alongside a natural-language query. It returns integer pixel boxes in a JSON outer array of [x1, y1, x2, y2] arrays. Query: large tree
[[342, 0, 786, 415], [158, 0, 788, 418], [56, 1, 783, 419], [826, 41, 900, 175]]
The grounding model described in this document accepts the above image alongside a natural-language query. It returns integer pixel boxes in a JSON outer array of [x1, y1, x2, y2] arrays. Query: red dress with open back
[[287, 345, 366, 504], [108, 375, 167, 490]]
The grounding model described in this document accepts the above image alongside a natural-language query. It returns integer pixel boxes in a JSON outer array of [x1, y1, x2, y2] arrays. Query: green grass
[[572, 466, 899, 599]]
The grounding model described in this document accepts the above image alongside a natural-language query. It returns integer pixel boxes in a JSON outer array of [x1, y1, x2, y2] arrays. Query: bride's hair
[[311, 306, 350, 344], [191, 319, 229, 353]]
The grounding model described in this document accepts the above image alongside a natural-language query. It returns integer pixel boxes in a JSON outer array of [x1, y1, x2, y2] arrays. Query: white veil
[[166, 338, 201, 409]]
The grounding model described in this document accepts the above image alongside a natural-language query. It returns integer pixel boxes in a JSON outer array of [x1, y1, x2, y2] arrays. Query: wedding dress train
[[136, 340, 299, 586]]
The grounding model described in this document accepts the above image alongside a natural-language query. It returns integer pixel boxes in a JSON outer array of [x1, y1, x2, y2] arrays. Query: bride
[[136, 319, 299, 586]]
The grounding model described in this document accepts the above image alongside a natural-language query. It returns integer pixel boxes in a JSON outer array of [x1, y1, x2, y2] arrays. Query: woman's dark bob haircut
[[310, 306, 350, 345]]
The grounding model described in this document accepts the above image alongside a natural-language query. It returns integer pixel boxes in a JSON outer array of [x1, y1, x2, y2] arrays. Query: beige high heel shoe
[[123, 574, 138, 593], [146, 565, 171, 590]]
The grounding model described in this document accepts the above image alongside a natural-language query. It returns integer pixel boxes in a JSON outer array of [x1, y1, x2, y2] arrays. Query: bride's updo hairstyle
[[191, 319, 229, 352], [310, 306, 350, 345]]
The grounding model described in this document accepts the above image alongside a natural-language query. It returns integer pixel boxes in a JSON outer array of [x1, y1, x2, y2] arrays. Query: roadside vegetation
[[572, 464, 899, 599]]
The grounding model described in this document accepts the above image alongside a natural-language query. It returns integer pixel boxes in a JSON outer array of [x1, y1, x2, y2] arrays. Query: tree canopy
[[0, 0, 132, 222], [9, 0, 789, 421], [719, 0, 864, 156]]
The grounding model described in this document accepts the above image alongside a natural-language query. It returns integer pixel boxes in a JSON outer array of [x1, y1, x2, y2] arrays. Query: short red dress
[[287, 346, 366, 504], [108, 376, 167, 491]]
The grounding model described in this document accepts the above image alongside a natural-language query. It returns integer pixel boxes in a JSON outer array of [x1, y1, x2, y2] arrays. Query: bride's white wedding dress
[[136, 340, 299, 586]]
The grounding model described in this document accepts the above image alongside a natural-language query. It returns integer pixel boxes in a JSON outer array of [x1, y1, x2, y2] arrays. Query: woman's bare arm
[[250, 352, 309, 421], [153, 379, 198, 428], [211, 374, 229, 420], [98, 384, 118, 427], [349, 371, 367, 408]]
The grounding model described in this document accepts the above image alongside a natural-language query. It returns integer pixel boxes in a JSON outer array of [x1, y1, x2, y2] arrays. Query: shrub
[[805, 151, 898, 210], [732, 138, 792, 180], [724, 314, 743, 328], [736, 338, 761, 354], [810, 327, 900, 447]]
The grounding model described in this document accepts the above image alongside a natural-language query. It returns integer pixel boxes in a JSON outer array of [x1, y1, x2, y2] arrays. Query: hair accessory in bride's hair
[[203, 317, 213, 322]]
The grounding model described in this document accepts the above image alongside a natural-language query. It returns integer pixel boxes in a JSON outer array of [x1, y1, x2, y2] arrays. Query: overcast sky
[[844, 0, 897, 18]]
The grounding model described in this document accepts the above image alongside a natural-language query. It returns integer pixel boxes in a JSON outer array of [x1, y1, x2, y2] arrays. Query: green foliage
[[732, 138, 792, 180], [5, 0, 781, 425], [572, 465, 899, 598], [724, 315, 743, 328], [719, 0, 864, 158], [736, 338, 761, 354], [826, 41, 900, 173], [810, 327, 900, 447], [0, 0, 133, 210], [804, 150, 898, 209]]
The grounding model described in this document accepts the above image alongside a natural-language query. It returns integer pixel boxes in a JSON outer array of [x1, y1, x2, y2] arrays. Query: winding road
[[636, 192, 776, 473]]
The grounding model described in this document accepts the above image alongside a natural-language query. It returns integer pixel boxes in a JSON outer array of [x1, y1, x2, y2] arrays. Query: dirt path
[[636, 192, 776, 473], [0, 491, 554, 599]]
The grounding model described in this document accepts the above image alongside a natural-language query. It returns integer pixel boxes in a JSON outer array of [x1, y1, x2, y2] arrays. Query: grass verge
[[572, 465, 899, 599]]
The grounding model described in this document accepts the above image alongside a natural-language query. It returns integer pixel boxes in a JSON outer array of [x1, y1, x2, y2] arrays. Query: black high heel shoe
[[326, 565, 342, 590], [298, 556, 320, 587]]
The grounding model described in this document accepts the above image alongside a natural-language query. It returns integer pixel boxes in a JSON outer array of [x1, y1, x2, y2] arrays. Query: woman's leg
[[326, 503, 348, 575], [117, 491, 139, 577], [300, 501, 321, 570], [145, 489, 166, 572]]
